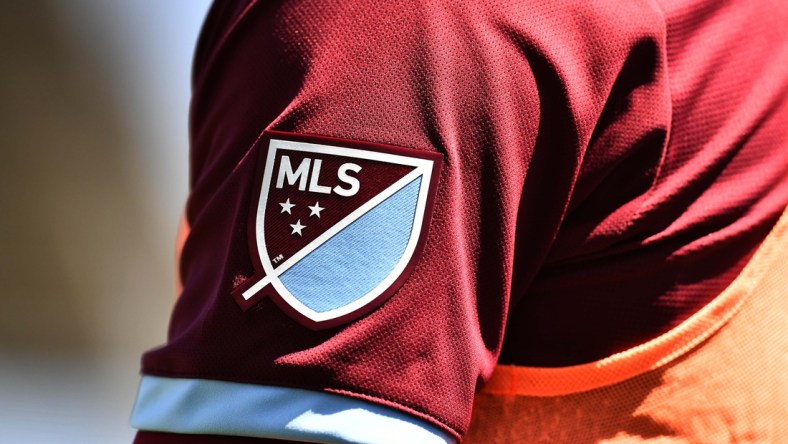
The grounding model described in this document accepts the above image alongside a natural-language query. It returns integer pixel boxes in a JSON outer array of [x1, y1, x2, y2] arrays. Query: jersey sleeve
[[132, 0, 674, 440]]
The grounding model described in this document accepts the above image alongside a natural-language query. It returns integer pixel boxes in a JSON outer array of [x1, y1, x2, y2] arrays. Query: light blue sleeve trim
[[131, 375, 456, 444]]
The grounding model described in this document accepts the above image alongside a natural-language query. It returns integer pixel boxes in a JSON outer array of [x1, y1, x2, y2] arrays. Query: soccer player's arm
[[130, 1, 666, 442]]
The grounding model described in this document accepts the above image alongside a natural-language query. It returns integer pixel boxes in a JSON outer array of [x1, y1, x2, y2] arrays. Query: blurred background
[[0, 1, 211, 442]]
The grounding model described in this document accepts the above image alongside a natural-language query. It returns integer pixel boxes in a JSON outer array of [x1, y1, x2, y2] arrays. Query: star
[[308, 201, 324, 218], [279, 198, 295, 214], [290, 219, 306, 236]]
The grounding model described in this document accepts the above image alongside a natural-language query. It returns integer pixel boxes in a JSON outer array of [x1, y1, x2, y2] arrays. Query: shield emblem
[[234, 131, 442, 329]]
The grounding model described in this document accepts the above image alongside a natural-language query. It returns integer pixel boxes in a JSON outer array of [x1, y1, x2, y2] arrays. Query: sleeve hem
[[131, 375, 458, 444]]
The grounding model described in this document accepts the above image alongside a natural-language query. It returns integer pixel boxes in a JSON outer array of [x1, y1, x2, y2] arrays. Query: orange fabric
[[175, 211, 190, 299], [466, 207, 788, 442]]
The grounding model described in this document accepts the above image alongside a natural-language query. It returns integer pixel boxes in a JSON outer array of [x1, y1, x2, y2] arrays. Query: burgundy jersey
[[133, 0, 788, 441]]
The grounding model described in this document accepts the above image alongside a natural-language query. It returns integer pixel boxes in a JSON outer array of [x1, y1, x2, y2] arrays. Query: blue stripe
[[280, 177, 421, 313], [131, 375, 454, 444]]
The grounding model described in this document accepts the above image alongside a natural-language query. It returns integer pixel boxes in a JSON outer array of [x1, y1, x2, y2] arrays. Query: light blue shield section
[[279, 177, 421, 313], [131, 375, 455, 443]]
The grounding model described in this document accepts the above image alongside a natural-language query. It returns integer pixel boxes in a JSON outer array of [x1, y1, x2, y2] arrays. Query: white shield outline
[[241, 137, 436, 325]]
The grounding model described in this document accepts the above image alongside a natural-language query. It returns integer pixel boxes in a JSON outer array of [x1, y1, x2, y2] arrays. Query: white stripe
[[131, 376, 456, 444], [270, 139, 431, 168]]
